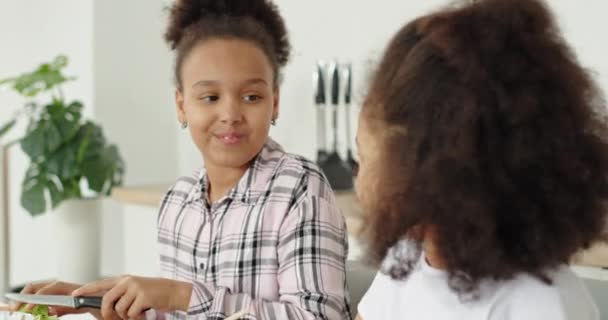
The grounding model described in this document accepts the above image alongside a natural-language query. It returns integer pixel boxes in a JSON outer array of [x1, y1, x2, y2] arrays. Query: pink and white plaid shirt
[[156, 139, 352, 320]]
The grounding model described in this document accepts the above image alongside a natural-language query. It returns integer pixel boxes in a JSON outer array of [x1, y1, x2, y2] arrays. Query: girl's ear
[[272, 86, 280, 121], [175, 88, 186, 123]]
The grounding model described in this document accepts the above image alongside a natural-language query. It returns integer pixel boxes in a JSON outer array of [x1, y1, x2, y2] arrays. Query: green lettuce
[[17, 305, 57, 320]]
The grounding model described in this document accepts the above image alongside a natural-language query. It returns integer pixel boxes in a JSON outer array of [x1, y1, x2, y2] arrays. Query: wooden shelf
[[111, 185, 169, 207]]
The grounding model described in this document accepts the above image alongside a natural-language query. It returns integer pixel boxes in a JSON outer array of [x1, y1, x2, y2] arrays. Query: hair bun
[[164, 0, 290, 66]]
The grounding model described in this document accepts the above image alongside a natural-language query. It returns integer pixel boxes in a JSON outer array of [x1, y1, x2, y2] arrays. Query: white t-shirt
[[359, 247, 599, 320]]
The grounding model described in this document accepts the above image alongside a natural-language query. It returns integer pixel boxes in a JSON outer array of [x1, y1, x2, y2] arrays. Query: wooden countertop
[[112, 185, 607, 268], [573, 243, 608, 269], [112, 185, 169, 207]]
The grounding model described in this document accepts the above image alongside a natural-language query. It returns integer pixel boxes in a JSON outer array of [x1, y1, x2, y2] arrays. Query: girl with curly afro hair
[[356, 0, 608, 319]]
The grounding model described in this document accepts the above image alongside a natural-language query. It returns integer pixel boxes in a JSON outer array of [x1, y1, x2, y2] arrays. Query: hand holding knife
[[5, 293, 102, 309]]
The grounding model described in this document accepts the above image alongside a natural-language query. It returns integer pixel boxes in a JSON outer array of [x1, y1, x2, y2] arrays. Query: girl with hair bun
[[18, 1, 352, 319], [355, 0, 607, 319]]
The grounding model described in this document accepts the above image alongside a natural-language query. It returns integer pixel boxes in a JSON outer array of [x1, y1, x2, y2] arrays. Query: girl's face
[[176, 39, 278, 170]]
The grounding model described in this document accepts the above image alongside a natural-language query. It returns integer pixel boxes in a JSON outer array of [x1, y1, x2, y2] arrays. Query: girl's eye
[[244, 95, 262, 102], [200, 95, 219, 102]]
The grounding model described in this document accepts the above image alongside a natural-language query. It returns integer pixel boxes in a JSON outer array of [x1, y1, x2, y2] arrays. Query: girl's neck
[[422, 228, 448, 270], [205, 162, 249, 203]]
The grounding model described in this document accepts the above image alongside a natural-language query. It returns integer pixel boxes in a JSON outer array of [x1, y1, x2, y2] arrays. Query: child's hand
[[10, 281, 101, 318], [72, 275, 193, 320]]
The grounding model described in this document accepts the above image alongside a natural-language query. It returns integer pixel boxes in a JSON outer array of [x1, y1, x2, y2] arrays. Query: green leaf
[[79, 124, 124, 193], [54, 101, 82, 142], [75, 121, 105, 161], [107, 144, 125, 186], [46, 143, 78, 179], [81, 159, 108, 192], [62, 178, 82, 199], [43, 100, 82, 148], [51, 55, 68, 69], [81, 147, 113, 193], [20, 175, 47, 216], [0, 118, 16, 138], [0, 77, 15, 86], [0, 54, 74, 98], [20, 123, 46, 160], [20, 120, 62, 159], [47, 179, 63, 209], [46, 122, 62, 153]]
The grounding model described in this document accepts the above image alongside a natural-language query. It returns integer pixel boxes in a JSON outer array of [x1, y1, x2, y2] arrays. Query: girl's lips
[[215, 133, 245, 145]]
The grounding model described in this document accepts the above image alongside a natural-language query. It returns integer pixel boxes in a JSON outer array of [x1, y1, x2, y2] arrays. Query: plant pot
[[54, 198, 101, 284]]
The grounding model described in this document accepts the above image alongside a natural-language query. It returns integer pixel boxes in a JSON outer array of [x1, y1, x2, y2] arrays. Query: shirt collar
[[185, 138, 285, 205]]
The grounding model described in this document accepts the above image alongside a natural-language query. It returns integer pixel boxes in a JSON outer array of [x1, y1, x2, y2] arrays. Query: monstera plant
[[0, 55, 124, 216]]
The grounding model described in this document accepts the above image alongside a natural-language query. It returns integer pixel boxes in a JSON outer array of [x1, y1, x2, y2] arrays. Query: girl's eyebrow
[[192, 80, 218, 88], [192, 78, 268, 89]]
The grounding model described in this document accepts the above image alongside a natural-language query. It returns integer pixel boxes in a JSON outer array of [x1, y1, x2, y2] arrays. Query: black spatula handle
[[330, 62, 340, 105], [315, 64, 326, 105], [344, 63, 352, 105]]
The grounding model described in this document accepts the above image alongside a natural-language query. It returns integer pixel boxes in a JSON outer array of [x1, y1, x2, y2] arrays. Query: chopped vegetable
[[16, 305, 57, 320]]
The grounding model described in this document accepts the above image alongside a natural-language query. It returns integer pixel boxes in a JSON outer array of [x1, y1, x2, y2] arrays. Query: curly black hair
[[164, 0, 291, 88], [361, 0, 608, 296]]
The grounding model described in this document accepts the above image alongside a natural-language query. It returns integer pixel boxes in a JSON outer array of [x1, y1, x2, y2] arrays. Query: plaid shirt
[[156, 139, 352, 320]]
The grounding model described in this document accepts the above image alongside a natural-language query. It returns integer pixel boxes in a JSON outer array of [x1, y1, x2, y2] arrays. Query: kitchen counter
[[573, 243, 608, 269], [112, 185, 607, 268]]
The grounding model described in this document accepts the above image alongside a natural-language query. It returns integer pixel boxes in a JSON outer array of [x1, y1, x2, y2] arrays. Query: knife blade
[[4, 293, 102, 309]]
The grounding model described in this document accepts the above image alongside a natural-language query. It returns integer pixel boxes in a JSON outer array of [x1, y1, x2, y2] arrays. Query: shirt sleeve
[[185, 193, 352, 320]]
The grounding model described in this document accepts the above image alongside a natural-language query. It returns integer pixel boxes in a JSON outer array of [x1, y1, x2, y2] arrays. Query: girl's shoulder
[[161, 168, 204, 206], [488, 266, 599, 320], [264, 139, 333, 200]]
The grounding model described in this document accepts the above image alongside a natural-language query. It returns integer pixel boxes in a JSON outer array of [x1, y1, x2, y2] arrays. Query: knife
[[5, 293, 102, 309]]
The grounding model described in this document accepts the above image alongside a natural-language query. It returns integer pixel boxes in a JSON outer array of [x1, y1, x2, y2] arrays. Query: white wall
[[93, 0, 178, 186], [0, 0, 94, 287], [549, 1, 608, 92], [93, 0, 179, 277]]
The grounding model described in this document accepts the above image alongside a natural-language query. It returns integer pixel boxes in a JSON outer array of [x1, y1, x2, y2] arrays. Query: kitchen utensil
[[314, 61, 328, 165], [343, 62, 358, 173], [330, 61, 340, 153], [4, 294, 102, 309], [320, 61, 353, 190]]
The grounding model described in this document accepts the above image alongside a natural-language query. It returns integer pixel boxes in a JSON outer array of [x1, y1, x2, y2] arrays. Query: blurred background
[[1, 0, 607, 315]]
